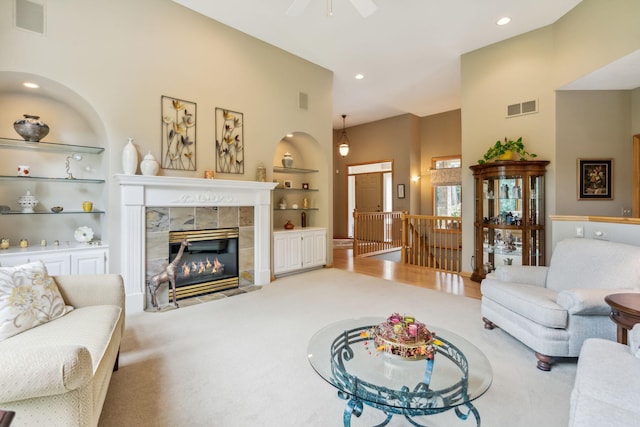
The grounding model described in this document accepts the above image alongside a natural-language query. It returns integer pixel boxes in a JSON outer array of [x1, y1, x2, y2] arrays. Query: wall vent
[[506, 99, 538, 118], [298, 92, 308, 110], [14, 0, 45, 35]]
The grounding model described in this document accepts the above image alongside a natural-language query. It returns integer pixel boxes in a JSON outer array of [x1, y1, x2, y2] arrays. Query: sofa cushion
[[547, 238, 640, 292], [570, 338, 640, 426], [0, 261, 71, 342], [481, 279, 567, 328]]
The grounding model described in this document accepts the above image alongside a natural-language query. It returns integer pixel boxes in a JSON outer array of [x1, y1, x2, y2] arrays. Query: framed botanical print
[[578, 158, 612, 200]]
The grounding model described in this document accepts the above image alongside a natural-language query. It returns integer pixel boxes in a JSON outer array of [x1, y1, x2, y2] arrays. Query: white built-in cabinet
[[273, 227, 326, 276], [0, 245, 109, 275]]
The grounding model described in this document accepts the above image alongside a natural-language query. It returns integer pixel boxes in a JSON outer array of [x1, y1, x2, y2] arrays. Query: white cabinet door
[[35, 254, 71, 275], [273, 232, 302, 274], [71, 249, 108, 274], [310, 229, 327, 267]]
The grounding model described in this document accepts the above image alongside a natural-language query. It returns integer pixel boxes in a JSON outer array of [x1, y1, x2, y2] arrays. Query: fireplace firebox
[[168, 228, 239, 300]]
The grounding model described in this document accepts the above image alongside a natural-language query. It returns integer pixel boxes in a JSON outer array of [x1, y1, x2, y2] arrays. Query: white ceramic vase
[[140, 152, 160, 176], [122, 138, 138, 175]]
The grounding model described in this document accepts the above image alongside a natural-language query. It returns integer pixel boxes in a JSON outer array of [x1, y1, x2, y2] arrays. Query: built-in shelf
[[273, 166, 319, 174], [0, 175, 105, 183], [0, 137, 104, 154], [1, 210, 105, 215], [275, 208, 319, 211]]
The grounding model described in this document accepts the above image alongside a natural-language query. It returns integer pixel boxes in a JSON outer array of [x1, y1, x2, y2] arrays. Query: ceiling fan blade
[[350, 0, 377, 17], [286, 0, 313, 16]]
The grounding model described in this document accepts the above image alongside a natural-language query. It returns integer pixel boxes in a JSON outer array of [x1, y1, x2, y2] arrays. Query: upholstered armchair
[[480, 238, 640, 371]]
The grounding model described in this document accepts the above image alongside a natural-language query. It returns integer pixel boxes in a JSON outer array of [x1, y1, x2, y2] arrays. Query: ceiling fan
[[286, 0, 377, 18]]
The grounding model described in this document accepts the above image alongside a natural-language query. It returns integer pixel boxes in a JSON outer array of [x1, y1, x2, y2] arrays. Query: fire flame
[[181, 257, 224, 277]]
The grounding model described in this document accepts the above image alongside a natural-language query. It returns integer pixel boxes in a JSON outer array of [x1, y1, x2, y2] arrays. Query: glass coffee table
[[308, 318, 492, 426]]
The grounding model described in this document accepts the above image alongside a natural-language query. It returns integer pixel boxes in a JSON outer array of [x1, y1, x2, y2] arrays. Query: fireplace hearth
[[169, 228, 239, 300]]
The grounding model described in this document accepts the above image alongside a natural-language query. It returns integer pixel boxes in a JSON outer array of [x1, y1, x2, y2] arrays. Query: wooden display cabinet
[[469, 160, 549, 282]]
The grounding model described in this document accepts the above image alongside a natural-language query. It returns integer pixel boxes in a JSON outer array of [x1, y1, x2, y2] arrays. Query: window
[[431, 156, 461, 217]]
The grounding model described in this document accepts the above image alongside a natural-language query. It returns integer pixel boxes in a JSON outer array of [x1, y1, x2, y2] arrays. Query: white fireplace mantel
[[115, 174, 276, 313]]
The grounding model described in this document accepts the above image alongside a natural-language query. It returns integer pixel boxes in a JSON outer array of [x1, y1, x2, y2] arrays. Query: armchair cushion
[[481, 279, 566, 328], [557, 288, 633, 316], [492, 265, 549, 287]]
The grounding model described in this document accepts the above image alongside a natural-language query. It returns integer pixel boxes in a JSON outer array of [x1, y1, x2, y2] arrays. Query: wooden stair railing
[[352, 210, 461, 272]]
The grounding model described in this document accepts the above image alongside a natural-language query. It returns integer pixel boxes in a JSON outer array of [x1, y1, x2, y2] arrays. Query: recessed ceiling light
[[355, 74, 364, 80], [286, 133, 294, 138], [497, 17, 511, 26], [23, 82, 39, 89]]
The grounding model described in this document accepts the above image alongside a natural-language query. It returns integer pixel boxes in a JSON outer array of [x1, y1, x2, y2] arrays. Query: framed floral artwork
[[578, 159, 612, 200], [161, 96, 196, 171], [215, 108, 244, 174]]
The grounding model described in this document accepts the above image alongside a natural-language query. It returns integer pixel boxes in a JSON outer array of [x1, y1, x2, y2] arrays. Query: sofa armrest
[[490, 265, 549, 287], [557, 288, 637, 315], [53, 274, 125, 311], [0, 345, 92, 403]]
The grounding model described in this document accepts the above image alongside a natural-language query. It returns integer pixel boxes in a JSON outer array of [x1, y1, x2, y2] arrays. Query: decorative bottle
[[122, 138, 138, 175]]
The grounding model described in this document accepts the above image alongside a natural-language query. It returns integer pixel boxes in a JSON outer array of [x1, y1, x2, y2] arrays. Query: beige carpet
[[99, 268, 576, 426]]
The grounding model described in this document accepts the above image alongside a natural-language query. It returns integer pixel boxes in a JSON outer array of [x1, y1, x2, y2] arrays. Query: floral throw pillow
[[0, 261, 70, 342]]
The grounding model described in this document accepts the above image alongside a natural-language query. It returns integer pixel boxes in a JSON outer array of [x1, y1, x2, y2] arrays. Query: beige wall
[[556, 91, 633, 216], [0, 0, 334, 270], [332, 114, 416, 237], [419, 110, 462, 214]]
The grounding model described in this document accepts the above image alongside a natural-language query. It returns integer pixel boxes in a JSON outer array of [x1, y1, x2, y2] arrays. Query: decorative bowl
[[51, 206, 64, 213], [74, 226, 94, 243]]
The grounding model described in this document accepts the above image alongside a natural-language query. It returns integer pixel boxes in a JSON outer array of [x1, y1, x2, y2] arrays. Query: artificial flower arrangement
[[361, 313, 441, 360]]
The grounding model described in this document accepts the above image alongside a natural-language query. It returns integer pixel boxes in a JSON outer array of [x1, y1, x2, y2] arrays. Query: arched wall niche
[[0, 71, 108, 244], [272, 131, 322, 170], [272, 130, 329, 231], [0, 71, 107, 145]]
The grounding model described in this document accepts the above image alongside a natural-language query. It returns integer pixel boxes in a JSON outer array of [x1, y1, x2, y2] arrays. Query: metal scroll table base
[[331, 326, 481, 427]]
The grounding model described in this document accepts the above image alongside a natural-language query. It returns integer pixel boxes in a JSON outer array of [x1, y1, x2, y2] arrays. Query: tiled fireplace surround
[[116, 175, 276, 314]]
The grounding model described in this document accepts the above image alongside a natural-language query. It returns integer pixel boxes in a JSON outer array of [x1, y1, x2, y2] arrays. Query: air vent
[[298, 92, 308, 110], [14, 0, 45, 35], [506, 99, 538, 118]]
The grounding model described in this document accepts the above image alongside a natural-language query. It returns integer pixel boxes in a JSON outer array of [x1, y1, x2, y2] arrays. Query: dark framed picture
[[397, 183, 405, 199], [284, 180, 293, 189], [302, 183, 309, 190], [578, 159, 613, 200]]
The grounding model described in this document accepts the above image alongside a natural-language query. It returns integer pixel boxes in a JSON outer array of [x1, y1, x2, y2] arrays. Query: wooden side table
[[604, 293, 640, 344], [0, 410, 15, 427]]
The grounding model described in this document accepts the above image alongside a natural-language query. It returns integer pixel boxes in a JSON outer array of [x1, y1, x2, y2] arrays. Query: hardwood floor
[[331, 247, 481, 300]]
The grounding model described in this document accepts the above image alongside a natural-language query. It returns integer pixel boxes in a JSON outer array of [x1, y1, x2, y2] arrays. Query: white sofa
[[481, 238, 640, 370], [569, 325, 640, 426], [0, 274, 125, 426]]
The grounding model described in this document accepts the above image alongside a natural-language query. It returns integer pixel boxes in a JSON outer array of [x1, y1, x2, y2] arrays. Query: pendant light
[[338, 114, 350, 157]]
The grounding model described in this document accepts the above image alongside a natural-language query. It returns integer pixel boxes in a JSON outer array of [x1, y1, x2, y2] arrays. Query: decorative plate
[[74, 226, 94, 243]]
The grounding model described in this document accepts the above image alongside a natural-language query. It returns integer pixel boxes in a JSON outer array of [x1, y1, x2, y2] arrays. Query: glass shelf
[[1, 210, 105, 215], [0, 176, 105, 183], [273, 166, 319, 174], [0, 137, 104, 154]]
